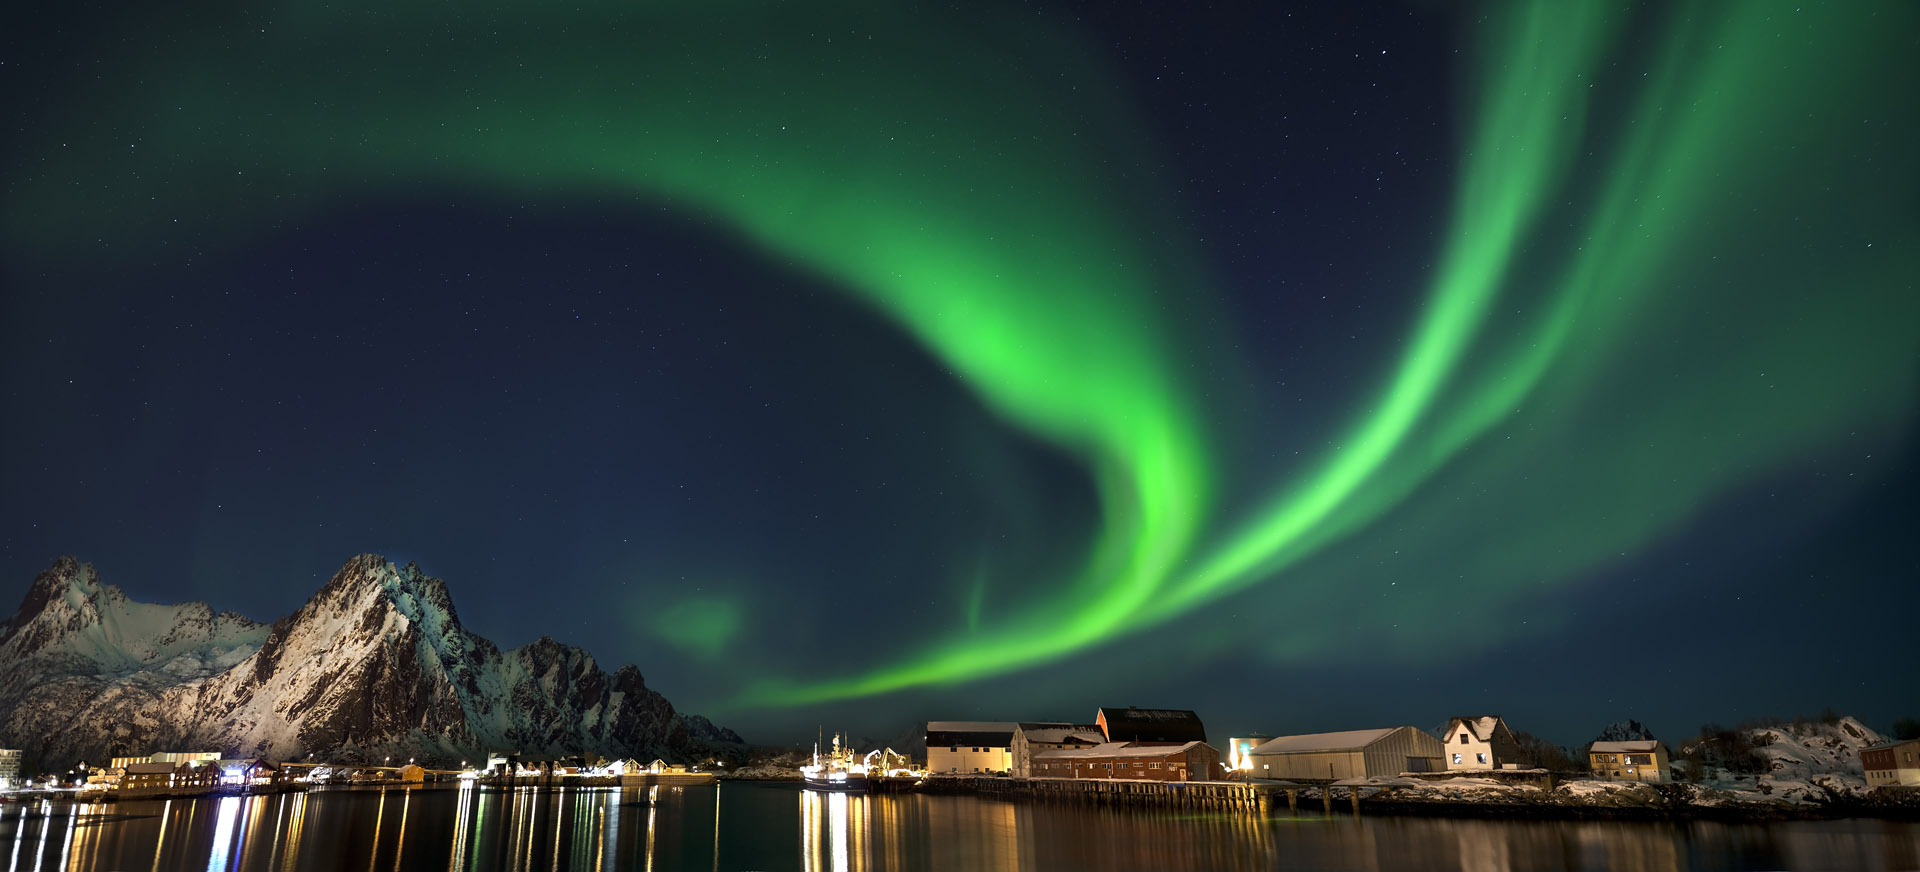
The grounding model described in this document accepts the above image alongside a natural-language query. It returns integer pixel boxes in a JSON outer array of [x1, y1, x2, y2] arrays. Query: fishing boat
[[800, 732, 871, 793]]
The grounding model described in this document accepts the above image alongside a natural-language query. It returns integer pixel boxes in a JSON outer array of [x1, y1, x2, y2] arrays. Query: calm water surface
[[3, 783, 1917, 871]]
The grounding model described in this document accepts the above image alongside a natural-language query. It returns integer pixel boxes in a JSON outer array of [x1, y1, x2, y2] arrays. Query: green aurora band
[[6, 0, 1916, 706]]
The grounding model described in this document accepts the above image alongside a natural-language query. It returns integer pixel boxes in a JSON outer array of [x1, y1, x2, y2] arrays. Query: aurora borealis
[[3, 0, 1916, 744]]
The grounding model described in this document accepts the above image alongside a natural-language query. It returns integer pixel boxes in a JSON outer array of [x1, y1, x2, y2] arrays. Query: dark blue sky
[[3, 0, 1915, 748]]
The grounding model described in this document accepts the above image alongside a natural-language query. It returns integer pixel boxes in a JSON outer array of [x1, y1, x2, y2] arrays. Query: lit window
[[1451, 754, 1462, 765], [1476, 753, 1487, 764]]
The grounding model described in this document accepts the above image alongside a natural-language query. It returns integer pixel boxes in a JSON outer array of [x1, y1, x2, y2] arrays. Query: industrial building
[[1010, 723, 1106, 778], [926, 721, 1018, 774], [1247, 726, 1444, 780], [1030, 741, 1221, 782]]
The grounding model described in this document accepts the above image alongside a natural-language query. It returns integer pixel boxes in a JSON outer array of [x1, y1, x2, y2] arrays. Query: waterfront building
[[1030, 741, 1221, 782], [1863, 739, 1920, 787], [0, 749, 19, 789], [1441, 716, 1531, 771], [1010, 723, 1106, 777], [1247, 726, 1445, 780], [397, 764, 427, 783], [85, 766, 123, 790], [1226, 735, 1271, 775], [486, 751, 518, 774], [1588, 740, 1670, 782], [118, 761, 218, 797], [152, 751, 220, 765], [926, 721, 1017, 774], [1095, 707, 1208, 744]]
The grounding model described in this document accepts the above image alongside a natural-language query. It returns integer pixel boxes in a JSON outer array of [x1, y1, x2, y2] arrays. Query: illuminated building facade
[[1864, 739, 1920, 787], [1588, 740, 1669, 782], [925, 721, 1016, 774], [1441, 716, 1530, 771]]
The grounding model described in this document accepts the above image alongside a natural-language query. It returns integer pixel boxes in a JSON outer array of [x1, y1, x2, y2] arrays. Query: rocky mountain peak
[[1592, 719, 1658, 744], [300, 554, 462, 635], [0, 555, 742, 769], [0, 557, 267, 698], [2, 556, 101, 638]]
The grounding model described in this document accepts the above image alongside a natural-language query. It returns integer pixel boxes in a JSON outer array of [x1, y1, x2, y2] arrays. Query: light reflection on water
[[2, 784, 1918, 871]]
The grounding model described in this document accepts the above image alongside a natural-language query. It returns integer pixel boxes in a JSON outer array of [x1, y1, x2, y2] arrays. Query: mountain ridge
[[0, 554, 742, 770]]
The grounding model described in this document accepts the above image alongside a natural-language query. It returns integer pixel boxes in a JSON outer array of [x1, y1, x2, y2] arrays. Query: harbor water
[[2, 781, 1917, 871]]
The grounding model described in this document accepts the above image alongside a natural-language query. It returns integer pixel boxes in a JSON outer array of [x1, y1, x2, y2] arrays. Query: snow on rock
[[0, 555, 743, 770], [1683, 717, 1884, 806]]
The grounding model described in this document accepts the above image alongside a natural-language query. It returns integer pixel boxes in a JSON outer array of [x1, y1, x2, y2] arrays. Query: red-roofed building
[[1031, 741, 1220, 782]]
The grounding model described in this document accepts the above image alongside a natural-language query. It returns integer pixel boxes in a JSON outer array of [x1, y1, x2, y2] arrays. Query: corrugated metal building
[[1247, 726, 1444, 780]]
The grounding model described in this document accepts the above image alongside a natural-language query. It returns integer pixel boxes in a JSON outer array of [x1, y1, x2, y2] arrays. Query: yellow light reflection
[[150, 799, 174, 872], [799, 789, 873, 872], [644, 786, 658, 872], [393, 789, 412, 871], [368, 790, 387, 869], [280, 794, 309, 872]]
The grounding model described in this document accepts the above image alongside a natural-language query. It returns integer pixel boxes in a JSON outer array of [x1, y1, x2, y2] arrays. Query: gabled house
[[1441, 716, 1530, 771]]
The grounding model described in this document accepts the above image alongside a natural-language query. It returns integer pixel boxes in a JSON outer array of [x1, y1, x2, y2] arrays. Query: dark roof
[[926, 721, 1017, 747], [1097, 707, 1208, 744]]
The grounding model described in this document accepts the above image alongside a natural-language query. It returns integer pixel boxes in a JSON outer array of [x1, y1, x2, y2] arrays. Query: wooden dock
[[881, 776, 1349, 815], [619, 771, 717, 788]]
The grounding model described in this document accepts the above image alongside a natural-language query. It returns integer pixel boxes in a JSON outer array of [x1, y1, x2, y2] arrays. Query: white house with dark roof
[[1441, 716, 1530, 771]]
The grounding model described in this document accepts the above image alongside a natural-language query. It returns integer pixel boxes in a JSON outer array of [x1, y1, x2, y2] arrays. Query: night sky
[[4, 0, 1916, 748]]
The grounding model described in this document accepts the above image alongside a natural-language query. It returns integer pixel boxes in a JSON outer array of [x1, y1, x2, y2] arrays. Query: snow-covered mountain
[[0, 555, 742, 769]]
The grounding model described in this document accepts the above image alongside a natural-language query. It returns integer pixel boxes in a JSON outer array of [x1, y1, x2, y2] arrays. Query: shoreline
[[853, 775, 1920, 823]]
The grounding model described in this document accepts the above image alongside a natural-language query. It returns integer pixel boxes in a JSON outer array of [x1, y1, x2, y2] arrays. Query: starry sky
[[3, 0, 1916, 748]]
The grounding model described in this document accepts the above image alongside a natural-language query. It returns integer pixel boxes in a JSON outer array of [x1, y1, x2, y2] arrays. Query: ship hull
[[801, 774, 870, 793]]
